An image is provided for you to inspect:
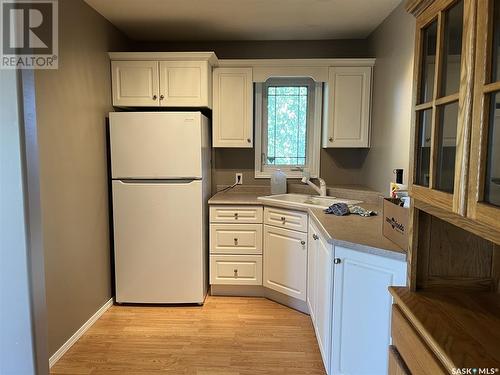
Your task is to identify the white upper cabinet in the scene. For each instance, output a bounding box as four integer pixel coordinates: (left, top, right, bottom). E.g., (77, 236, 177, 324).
(111, 60, 159, 107)
(212, 67, 253, 148)
(323, 66, 372, 148)
(159, 61, 210, 107)
(330, 246, 406, 375)
(110, 52, 217, 108)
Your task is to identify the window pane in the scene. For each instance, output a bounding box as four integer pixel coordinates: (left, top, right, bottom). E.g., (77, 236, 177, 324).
(419, 20, 437, 104)
(491, 0, 500, 82)
(485, 92, 500, 207)
(440, 0, 463, 97)
(266, 85, 308, 166)
(435, 102, 458, 193)
(416, 109, 433, 187)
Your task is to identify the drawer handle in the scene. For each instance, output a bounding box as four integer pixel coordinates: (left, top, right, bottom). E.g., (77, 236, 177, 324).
(280, 216, 286, 222)
(312, 234, 319, 240)
(234, 269, 238, 277)
(234, 213, 239, 219)
(234, 238, 238, 245)
(300, 240, 306, 245)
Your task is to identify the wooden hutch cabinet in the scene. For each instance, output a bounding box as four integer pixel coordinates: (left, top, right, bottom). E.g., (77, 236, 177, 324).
(389, 1, 500, 374)
(468, 0, 500, 232)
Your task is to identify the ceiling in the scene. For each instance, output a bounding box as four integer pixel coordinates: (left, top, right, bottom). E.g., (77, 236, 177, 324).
(84, 0, 402, 41)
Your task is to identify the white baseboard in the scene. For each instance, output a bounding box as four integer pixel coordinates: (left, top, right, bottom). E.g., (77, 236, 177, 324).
(49, 297, 114, 368)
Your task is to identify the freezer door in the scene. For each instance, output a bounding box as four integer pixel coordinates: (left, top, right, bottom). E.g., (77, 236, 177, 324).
(110, 112, 203, 179)
(112, 180, 206, 303)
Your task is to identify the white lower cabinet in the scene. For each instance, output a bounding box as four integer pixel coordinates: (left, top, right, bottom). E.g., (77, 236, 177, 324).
(330, 246, 407, 375)
(210, 254, 262, 285)
(263, 224, 307, 301)
(308, 221, 334, 370)
(209, 205, 263, 286)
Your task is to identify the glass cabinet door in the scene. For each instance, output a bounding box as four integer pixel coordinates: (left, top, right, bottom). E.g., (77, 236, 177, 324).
(468, 0, 500, 231)
(411, 0, 473, 215)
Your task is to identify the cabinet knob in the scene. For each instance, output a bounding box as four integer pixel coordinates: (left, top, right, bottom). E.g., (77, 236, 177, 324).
(329, 137, 333, 142)
(159, 94, 165, 100)
(234, 213, 238, 219)
(280, 216, 286, 222)
(247, 138, 251, 143)
(152, 95, 157, 100)
(312, 234, 319, 240)
(300, 240, 306, 245)
(234, 269, 238, 276)
(234, 238, 238, 245)
(334, 258, 341, 264)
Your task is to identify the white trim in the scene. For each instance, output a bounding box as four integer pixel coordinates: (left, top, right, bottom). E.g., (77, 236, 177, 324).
(253, 66, 328, 82)
(254, 80, 322, 179)
(49, 298, 114, 368)
(218, 58, 376, 67)
(108, 52, 218, 65)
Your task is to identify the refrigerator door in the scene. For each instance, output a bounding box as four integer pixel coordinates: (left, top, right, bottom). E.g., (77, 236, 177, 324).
(112, 179, 206, 303)
(110, 112, 203, 179)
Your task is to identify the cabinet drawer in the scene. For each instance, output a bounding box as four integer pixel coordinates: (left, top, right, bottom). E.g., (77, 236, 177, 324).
(210, 255, 262, 285)
(264, 206, 308, 232)
(210, 205, 263, 223)
(391, 305, 446, 375)
(210, 224, 262, 254)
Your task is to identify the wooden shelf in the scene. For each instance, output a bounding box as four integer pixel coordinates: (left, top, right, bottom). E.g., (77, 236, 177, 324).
(389, 287, 500, 372)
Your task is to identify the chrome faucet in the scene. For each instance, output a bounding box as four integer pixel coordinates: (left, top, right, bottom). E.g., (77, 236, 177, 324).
(301, 175, 327, 196)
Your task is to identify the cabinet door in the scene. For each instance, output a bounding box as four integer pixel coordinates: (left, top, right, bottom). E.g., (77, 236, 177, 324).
(263, 224, 307, 301)
(323, 66, 372, 148)
(315, 232, 333, 371)
(410, 0, 474, 215)
(212, 68, 253, 148)
(307, 222, 318, 322)
(111, 60, 159, 106)
(330, 246, 406, 375)
(159, 61, 210, 107)
(468, 0, 500, 232)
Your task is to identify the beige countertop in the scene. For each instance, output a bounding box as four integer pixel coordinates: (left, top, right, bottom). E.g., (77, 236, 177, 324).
(307, 206, 405, 260)
(208, 189, 406, 260)
(208, 190, 266, 205)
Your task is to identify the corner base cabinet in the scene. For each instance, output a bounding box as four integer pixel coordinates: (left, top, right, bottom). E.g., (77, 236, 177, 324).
(330, 246, 407, 375)
(308, 221, 407, 375)
(263, 224, 307, 301)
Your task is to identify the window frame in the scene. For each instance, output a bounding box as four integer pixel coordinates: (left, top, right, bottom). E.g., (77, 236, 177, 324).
(254, 78, 322, 179)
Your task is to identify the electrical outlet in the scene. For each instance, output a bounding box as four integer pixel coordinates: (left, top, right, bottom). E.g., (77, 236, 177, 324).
(235, 173, 243, 185)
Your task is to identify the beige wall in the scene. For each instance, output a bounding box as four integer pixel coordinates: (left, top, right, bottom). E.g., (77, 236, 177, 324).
(134, 39, 371, 59)
(363, 3, 415, 193)
(34, 0, 130, 356)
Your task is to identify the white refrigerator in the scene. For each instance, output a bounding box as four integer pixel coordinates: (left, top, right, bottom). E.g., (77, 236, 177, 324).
(109, 112, 210, 304)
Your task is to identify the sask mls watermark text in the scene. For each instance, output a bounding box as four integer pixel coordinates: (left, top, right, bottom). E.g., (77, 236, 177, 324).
(1, 0, 58, 69)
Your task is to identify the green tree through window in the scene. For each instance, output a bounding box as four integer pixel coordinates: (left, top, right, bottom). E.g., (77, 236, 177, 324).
(266, 85, 309, 166)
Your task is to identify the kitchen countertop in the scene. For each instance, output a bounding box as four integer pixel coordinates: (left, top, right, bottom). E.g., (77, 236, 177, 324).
(307, 206, 405, 261)
(208, 190, 265, 205)
(209, 190, 406, 261)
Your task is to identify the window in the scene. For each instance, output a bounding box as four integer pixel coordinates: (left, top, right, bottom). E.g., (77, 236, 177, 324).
(255, 78, 322, 178)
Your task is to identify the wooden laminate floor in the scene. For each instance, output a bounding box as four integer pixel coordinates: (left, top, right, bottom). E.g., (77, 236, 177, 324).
(51, 296, 326, 375)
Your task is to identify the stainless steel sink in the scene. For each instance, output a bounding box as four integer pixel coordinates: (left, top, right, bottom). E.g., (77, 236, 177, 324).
(257, 193, 362, 210)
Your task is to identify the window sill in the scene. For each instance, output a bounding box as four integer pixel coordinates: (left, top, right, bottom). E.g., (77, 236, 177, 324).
(254, 170, 317, 179)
